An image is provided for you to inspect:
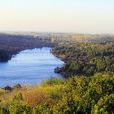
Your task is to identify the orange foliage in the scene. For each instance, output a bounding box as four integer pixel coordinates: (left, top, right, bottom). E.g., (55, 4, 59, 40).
(23, 88, 48, 108)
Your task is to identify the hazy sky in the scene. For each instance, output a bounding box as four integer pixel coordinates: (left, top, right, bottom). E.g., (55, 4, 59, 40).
(0, 0, 114, 33)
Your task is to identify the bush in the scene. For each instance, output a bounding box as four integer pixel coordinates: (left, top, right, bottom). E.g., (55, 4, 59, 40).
(0, 73, 113, 113)
(42, 78, 65, 85)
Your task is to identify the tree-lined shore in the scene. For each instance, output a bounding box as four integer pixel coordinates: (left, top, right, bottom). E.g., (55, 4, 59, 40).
(52, 41, 114, 77)
(0, 33, 114, 113)
(0, 33, 56, 62)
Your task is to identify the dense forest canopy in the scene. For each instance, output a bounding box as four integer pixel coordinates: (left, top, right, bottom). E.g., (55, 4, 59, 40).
(0, 33, 114, 113)
(52, 41, 114, 77)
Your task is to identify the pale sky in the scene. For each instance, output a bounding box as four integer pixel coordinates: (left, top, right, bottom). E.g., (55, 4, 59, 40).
(0, 0, 114, 34)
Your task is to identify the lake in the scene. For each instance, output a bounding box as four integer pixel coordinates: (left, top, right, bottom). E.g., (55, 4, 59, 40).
(0, 47, 64, 87)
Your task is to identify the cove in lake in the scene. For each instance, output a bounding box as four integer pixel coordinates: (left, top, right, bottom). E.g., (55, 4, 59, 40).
(0, 47, 64, 87)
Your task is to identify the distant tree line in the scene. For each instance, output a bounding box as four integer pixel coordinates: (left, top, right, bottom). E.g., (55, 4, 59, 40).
(0, 33, 56, 61)
(33, 33, 114, 42)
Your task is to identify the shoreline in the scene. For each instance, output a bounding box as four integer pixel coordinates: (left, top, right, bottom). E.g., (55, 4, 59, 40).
(51, 50, 70, 78)
(0, 46, 55, 62)
(0, 47, 64, 88)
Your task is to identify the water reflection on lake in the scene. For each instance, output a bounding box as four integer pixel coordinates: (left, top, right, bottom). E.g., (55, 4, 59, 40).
(0, 47, 64, 87)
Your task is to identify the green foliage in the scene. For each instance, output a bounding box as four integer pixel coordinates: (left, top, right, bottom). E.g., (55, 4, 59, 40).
(0, 89, 5, 96)
(54, 73, 114, 113)
(8, 104, 31, 114)
(8, 93, 31, 114)
(0, 73, 114, 113)
(0, 108, 9, 114)
(32, 103, 53, 114)
(42, 77, 65, 85)
(91, 94, 114, 114)
(53, 41, 114, 77)
(13, 84, 21, 89)
(13, 93, 23, 101)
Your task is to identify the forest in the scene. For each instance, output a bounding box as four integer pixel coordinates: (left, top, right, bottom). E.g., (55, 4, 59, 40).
(52, 41, 114, 77)
(0, 33, 114, 62)
(0, 73, 113, 113)
(0, 33, 114, 113)
(0, 33, 56, 62)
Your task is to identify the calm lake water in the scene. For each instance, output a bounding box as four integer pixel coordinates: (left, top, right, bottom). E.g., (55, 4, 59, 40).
(0, 47, 64, 87)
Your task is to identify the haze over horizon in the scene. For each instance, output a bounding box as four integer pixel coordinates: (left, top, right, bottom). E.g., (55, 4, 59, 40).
(0, 0, 114, 34)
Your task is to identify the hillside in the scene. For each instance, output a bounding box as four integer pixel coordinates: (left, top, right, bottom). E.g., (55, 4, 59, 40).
(0, 34, 114, 113)
(0, 73, 113, 113)
(52, 41, 114, 77)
